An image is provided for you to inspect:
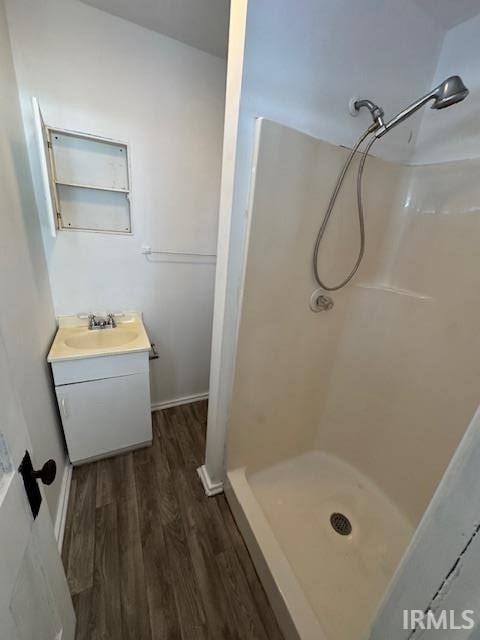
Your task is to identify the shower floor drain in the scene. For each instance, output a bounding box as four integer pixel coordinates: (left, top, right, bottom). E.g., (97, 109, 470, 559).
(330, 512, 352, 536)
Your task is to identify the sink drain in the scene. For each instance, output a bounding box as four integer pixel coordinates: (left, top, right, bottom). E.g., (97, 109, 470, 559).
(330, 512, 352, 536)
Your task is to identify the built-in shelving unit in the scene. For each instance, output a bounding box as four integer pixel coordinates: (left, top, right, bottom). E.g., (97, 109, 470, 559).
(32, 98, 132, 235)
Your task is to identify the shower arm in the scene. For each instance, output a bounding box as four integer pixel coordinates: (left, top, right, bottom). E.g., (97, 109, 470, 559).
(354, 99, 385, 130)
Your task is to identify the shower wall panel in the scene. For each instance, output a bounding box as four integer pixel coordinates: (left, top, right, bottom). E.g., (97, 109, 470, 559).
(227, 119, 401, 473)
(315, 159, 480, 525)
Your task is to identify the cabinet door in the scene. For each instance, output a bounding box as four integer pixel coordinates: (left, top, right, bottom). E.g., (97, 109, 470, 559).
(32, 97, 58, 237)
(56, 373, 152, 464)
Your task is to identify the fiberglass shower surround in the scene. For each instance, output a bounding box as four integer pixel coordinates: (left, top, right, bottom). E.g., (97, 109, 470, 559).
(312, 75, 469, 293)
(227, 114, 480, 639)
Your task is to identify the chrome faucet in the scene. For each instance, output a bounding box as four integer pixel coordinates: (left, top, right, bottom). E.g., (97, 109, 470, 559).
(88, 314, 117, 330)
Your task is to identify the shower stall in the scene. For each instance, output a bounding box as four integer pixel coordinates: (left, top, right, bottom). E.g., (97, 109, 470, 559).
(224, 116, 480, 639)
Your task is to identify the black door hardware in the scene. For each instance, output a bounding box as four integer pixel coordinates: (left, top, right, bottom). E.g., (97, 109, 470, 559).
(32, 458, 57, 485)
(19, 451, 57, 519)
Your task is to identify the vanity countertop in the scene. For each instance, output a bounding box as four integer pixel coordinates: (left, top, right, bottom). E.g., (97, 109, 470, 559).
(48, 312, 151, 362)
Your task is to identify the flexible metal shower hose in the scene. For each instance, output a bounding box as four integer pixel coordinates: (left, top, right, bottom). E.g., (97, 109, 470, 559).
(313, 126, 377, 291)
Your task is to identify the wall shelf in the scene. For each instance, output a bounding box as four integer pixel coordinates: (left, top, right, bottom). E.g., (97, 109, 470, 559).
(54, 180, 130, 195)
(32, 98, 132, 235)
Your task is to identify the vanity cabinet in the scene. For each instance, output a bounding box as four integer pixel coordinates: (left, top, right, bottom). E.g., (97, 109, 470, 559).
(52, 351, 152, 465)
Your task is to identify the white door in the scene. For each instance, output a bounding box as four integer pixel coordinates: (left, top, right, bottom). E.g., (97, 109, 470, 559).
(0, 330, 75, 640)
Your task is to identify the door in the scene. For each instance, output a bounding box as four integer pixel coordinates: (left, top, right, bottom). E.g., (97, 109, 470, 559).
(0, 330, 75, 640)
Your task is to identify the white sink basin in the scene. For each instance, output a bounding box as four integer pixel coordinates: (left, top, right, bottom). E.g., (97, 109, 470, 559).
(65, 328, 139, 350)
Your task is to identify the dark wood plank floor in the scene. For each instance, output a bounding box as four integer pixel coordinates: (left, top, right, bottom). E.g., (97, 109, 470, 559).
(62, 401, 284, 640)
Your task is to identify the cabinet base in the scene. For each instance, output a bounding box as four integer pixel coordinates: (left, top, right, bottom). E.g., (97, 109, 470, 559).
(70, 439, 152, 466)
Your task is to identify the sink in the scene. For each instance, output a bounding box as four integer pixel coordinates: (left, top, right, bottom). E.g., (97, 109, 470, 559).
(47, 312, 152, 362)
(65, 328, 139, 350)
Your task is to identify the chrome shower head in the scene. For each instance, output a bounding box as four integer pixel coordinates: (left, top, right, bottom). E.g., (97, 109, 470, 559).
(375, 75, 469, 137)
(430, 75, 469, 109)
(353, 75, 469, 139)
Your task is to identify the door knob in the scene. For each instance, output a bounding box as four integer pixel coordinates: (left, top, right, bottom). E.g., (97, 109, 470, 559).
(19, 451, 57, 519)
(32, 459, 57, 486)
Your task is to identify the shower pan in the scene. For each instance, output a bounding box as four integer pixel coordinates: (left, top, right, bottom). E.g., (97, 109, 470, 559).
(225, 80, 479, 640)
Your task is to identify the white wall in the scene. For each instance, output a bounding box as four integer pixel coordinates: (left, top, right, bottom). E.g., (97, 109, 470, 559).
(202, 0, 249, 492)
(241, 0, 444, 165)
(0, 0, 66, 518)
(233, 0, 445, 257)
(413, 13, 480, 164)
(203, 0, 445, 488)
(6, 0, 226, 406)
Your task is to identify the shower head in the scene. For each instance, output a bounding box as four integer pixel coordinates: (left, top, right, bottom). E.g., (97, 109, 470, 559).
(430, 75, 469, 109)
(375, 75, 469, 138)
(353, 75, 469, 139)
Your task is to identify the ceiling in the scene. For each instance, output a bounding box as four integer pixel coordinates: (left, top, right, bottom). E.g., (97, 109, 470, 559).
(79, 0, 230, 58)
(413, 0, 480, 29)
(79, 0, 480, 59)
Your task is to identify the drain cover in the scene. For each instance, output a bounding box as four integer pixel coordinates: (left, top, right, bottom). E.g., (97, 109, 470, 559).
(330, 512, 352, 536)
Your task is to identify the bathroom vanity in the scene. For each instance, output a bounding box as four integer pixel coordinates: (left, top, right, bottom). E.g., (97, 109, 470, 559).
(48, 313, 152, 465)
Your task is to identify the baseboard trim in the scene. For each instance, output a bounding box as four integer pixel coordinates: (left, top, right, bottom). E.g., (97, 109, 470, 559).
(197, 464, 224, 497)
(151, 392, 209, 412)
(54, 459, 72, 552)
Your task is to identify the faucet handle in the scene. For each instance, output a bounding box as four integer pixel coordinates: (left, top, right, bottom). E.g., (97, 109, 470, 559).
(106, 313, 116, 328)
(88, 314, 96, 329)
